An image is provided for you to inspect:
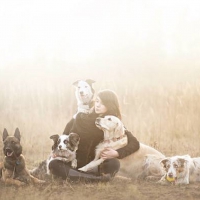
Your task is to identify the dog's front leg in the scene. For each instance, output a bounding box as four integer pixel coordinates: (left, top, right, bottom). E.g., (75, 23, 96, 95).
(29, 174, 45, 184)
(157, 175, 171, 185)
(2, 168, 26, 186)
(4, 177, 26, 186)
(71, 159, 77, 168)
(78, 158, 104, 172)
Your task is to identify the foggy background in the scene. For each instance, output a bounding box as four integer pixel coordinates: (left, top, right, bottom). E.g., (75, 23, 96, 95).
(1, 0, 200, 81)
(0, 0, 200, 159)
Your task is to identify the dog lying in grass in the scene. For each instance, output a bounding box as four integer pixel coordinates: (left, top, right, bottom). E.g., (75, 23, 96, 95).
(0, 128, 45, 186)
(158, 155, 200, 185)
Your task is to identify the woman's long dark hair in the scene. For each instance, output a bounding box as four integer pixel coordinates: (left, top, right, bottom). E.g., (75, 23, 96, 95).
(97, 89, 122, 120)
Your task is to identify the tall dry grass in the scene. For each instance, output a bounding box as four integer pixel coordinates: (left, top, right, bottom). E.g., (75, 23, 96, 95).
(0, 74, 200, 167)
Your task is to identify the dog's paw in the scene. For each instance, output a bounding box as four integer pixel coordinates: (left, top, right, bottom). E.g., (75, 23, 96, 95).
(157, 179, 170, 185)
(38, 180, 46, 184)
(71, 160, 77, 169)
(78, 167, 87, 172)
(146, 176, 161, 182)
(15, 181, 26, 187)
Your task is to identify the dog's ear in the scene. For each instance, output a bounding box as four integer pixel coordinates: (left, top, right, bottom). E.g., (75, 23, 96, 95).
(177, 158, 188, 167)
(69, 133, 80, 146)
(85, 79, 95, 86)
(114, 120, 125, 138)
(50, 134, 59, 143)
(86, 79, 95, 93)
(50, 134, 59, 150)
(160, 158, 169, 168)
(3, 128, 9, 141)
(14, 128, 21, 142)
(72, 80, 80, 87)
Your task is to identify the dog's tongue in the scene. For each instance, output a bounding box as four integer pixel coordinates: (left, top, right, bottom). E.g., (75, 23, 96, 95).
(7, 151, 14, 157)
(80, 94, 86, 98)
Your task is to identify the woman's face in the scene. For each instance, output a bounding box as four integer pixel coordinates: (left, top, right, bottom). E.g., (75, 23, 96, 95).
(95, 96, 108, 114)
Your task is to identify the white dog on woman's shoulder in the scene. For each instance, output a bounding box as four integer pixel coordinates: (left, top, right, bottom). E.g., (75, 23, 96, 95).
(158, 155, 200, 185)
(73, 79, 95, 118)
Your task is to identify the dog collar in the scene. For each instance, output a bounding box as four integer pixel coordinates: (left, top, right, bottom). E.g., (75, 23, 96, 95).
(16, 160, 20, 165)
(103, 135, 126, 143)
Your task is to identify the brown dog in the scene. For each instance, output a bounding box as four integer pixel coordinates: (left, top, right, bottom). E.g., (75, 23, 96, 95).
(1, 128, 45, 186)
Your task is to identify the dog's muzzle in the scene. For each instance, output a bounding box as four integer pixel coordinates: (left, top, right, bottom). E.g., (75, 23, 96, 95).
(95, 118, 101, 128)
(5, 148, 14, 157)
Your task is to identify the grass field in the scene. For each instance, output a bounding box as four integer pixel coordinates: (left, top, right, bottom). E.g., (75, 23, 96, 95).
(0, 71, 200, 199)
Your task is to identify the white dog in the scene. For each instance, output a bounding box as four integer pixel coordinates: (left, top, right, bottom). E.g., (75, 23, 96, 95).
(119, 145, 165, 180)
(78, 115, 128, 172)
(46, 133, 80, 175)
(73, 79, 95, 118)
(79, 115, 165, 180)
(158, 155, 200, 185)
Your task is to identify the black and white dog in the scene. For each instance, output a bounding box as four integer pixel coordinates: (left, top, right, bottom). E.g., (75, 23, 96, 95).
(73, 79, 95, 118)
(30, 133, 80, 179)
(46, 133, 80, 175)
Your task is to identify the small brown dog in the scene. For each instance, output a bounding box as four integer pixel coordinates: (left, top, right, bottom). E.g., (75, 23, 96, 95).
(1, 128, 45, 186)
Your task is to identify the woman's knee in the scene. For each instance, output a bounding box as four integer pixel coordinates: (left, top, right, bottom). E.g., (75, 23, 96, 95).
(48, 160, 70, 179)
(100, 158, 120, 177)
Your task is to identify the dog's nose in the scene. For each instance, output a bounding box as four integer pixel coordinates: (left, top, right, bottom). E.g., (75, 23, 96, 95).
(96, 118, 100, 123)
(59, 145, 62, 150)
(168, 173, 173, 178)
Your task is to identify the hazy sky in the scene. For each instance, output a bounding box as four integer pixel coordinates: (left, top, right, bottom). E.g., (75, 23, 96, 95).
(0, 0, 200, 83)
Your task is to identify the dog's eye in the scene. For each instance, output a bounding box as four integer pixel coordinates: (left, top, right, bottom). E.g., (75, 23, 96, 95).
(64, 140, 68, 144)
(166, 164, 170, 168)
(108, 118, 112, 121)
(174, 164, 178, 168)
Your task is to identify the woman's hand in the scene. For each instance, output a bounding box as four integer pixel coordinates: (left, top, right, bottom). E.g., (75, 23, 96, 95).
(100, 147, 119, 160)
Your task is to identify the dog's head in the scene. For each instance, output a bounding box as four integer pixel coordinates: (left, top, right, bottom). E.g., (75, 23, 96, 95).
(160, 155, 191, 182)
(73, 79, 95, 105)
(50, 133, 80, 152)
(2, 128, 22, 158)
(95, 115, 125, 140)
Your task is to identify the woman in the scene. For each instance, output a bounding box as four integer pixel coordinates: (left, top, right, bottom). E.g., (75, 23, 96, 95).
(49, 89, 140, 182)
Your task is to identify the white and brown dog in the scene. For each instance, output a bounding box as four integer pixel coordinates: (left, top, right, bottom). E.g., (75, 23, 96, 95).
(46, 133, 80, 175)
(79, 115, 165, 180)
(73, 79, 95, 118)
(78, 115, 128, 172)
(158, 155, 200, 185)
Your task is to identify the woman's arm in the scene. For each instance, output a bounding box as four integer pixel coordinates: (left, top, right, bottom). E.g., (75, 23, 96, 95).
(116, 130, 140, 159)
(100, 130, 140, 160)
(63, 118, 75, 135)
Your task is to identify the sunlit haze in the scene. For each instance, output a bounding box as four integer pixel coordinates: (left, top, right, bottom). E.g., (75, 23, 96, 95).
(0, 0, 200, 84)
